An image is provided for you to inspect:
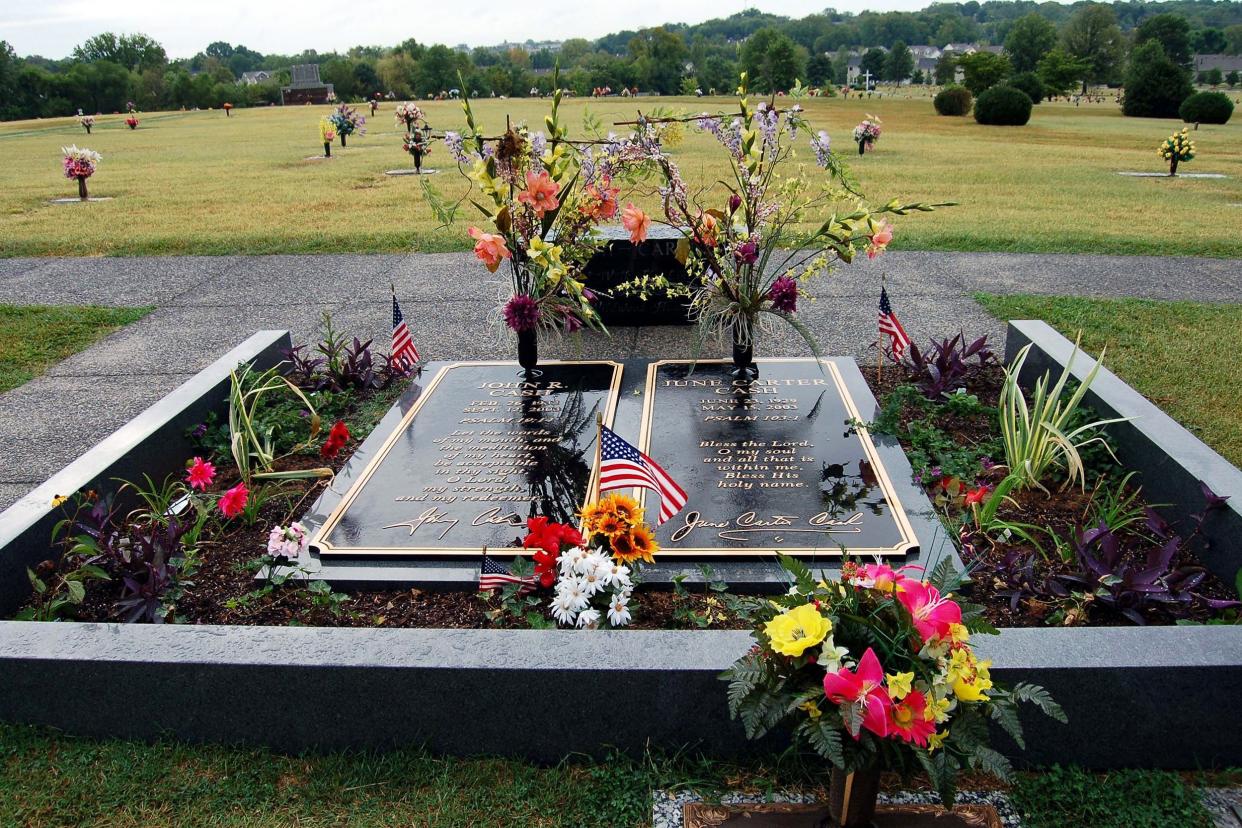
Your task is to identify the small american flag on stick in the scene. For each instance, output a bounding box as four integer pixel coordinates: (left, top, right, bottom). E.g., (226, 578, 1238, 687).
(391, 291, 420, 369)
(878, 285, 911, 360)
(599, 424, 687, 525)
(478, 552, 537, 594)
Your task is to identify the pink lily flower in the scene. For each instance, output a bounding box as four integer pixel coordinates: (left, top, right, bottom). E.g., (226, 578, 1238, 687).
(823, 647, 891, 739)
(897, 580, 963, 643)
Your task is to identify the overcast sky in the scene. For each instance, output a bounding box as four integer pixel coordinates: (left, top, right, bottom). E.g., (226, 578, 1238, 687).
(3, 0, 934, 59)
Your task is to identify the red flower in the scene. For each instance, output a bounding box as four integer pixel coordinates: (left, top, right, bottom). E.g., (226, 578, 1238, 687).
(185, 456, 216, 491)
(218, 482, 249, 519)
(964, 485, 990, 506)
(320, 420, 351, 459)
(522, 517, 584, 588)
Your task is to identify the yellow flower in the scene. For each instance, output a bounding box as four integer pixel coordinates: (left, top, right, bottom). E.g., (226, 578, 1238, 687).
(764, 603, 832, 657)
(600, 493, 643, 525)
(799, 700, 823, 719)
(928, 730, 949, 752)
(949, 623, 970, 644)
(947, 649, 993, 702)
(51, 494, 69, 507)
(886, 671, 914, 700)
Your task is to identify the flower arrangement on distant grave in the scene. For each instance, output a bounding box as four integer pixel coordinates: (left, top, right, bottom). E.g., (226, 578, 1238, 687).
(318, 119, 336, 157)
(625, 74, 945, 378)
(125, 114, 139, 130)
(723, 557, 1065, 826)
(853, 114, 882, 155)
(394, 102, 424, 133)
(223, 102, 233, 117)
(401, 130, 434, 172)
(326, 103, 365, 146)
(79, 115, 94, 135)
(62, 145, 101, 201)
(125, 100, 136, 113)
(438, 66, 637, 370)
(1158, 126, 1195, 176)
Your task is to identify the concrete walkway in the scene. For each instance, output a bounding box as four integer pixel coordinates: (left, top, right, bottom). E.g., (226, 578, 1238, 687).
(0, 250, 1238, 510)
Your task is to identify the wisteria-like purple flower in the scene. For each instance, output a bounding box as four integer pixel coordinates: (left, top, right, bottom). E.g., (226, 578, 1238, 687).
(734, 239, 759, 266)
(811, 130, 832, 168)
(768, 276, 798, 313)
(503, 294, 541, 333)
(529, 131, 547, 162)
(443, 131, 470, 164)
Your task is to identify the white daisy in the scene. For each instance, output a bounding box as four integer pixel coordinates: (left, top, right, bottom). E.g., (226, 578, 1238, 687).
(578, 549, 610, 576)
(606, 593, 632, 627)
(559, 578, 591, 612)
(576, 608, 601, 629)
(560, 546, 588, 575)
(579, 567, 606, 597)
(550, 592, 578, 626)
(599, 561, 631, 589)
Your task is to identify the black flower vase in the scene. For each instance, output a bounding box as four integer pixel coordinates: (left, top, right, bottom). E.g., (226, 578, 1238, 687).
(413, 149, 422, 172)
(324, 142, 331, 158)
(517, 329, 538, 372)
(77, 176, 88, 201)
(858, 140, 866, 156)
(84, 124, 91, 135)
(828, 768, 881, 828)
(340, 133, 347, 147)
(731, 330, 758, 380)
(1169, 156, 1178, 176)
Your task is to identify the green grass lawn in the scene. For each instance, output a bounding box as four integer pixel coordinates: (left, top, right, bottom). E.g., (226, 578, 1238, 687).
(1, 94, 1239, 258)
(0, 304, 152, 393)
(975, 294, 1242, 467)
(0, 723, 1225, 827)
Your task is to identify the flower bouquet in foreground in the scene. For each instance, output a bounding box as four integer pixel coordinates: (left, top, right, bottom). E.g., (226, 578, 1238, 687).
(853, 114, 882, 155)
(1158, 127, 1194, 176)
(724, 556, 1064, 826)
(62, 145, 101, 200)
(627, 74, 946, 377)
(442, 68, 634, 369)
(327, 104, 365, 147)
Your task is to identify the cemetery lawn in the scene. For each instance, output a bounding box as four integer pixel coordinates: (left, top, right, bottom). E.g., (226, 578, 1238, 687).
(0, 304, 152, 393)
(0, 723, 1228, 828)
(975, 294, 1242, 467)
(1, 97, 1240, 258)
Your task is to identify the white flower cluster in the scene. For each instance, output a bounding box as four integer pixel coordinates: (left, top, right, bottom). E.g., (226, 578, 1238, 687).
(266, 521, 309, 560)
(549, 546, 633, 628)
(62, 145, 102, 165)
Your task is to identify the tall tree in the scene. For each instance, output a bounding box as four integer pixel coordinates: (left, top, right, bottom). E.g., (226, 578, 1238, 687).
(1134, 13, 1192, 68)
(1061, 4, 1125, 91)
(73, 32, 166, 72)
(1192, 28, 1227, 55)
(1122, 39, 1192, 118)
(1004, 13, 1057, 74)
(933, 53, 957, 85)
(1036, 48, 1088, 97)
(860, 47, 886, 84)
(884, 41, 915, 82)
(740, 28, 805, 93)
(958, 51, 1011, 95)
(628, 27, 688, 94)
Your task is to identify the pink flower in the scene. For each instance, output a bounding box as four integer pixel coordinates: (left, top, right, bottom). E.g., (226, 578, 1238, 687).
(517, 170, 560, 217)
(896, 581, 963, 643)
(852, 563, 917, 592)
(888, 690, 936, 746)
(621, 203, 650, 243)
(581, 176, 620, 221)
(468, 227, 511, 273)
(767, 275, 797, 312)
(185, 456, 216, 491)
(218, 482, 249, 519)
(823, 648, 891, 739)
(867, 221, 893, 259)
(503, 294, 541, 333)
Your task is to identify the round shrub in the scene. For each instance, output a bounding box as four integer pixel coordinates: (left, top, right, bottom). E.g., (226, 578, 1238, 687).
(1179, 91, 1234, 124)
(1008, 72, 1046, 104)
(934, 85, 973, 116)
(973, 85, 1033, 125)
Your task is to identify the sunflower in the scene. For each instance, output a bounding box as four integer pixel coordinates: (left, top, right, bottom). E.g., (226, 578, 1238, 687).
(610, 530, 641, 564)
(579, 501, 603, 534)
(601, 493, 644, 526)
(628, 524, 659, 564)
(596, 512, 625, 538)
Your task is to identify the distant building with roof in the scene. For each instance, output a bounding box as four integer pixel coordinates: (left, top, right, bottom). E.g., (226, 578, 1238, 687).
(1193, 54, 1242, 74)
(240, 70, 272, 85)
(280, 64, 334, 105)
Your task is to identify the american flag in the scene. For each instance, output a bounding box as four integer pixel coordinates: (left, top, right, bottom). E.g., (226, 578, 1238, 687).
(478, 553, 537, 594)
(598, 425, 687, 525)
(878, 286, 911, 359)
(391, 294, 420, 369)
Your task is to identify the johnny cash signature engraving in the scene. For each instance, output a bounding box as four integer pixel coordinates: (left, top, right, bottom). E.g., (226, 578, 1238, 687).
(383, 506, 525, 540)
(669, 510, 864, 543)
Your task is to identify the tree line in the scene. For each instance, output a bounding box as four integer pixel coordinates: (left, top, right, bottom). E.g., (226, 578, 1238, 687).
(2, 0, 1240, 121)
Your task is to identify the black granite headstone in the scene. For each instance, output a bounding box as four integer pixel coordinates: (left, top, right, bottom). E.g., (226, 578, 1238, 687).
(636, 360, 918, 557)
(312, 361, 622, 556)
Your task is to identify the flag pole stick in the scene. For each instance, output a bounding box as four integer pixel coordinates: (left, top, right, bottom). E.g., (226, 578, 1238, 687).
(593, 412, 603, 503)
(877, 274, 885, 383)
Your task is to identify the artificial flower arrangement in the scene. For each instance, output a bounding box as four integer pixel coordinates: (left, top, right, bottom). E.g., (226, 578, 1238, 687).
(319, 119, 336, 157)
(62, 145, 101, 200)
(394, 102, 425, 133)
(624, 74, 944, 377)
(853, 114, 882, 155)
(1158, 126, 1195, 176)
(544, 493, 659, 627)
(125, 114, 139, 130)
(79, 115, 94, 134)
(327, 103, 365, 147)
(724, 556, 1064, 826)
(223, 102, 234, 117)
(443, 67, 632, 369)
(402, 131, 433, 172)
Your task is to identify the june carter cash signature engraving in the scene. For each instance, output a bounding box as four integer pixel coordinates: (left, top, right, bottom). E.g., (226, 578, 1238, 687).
(383, 506, 526, 540)
(669, 510, 864, 542)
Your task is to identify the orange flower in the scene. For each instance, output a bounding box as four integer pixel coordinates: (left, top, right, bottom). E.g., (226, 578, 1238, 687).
(468, 226, 511, 272)
(601, 492, 643, 525)
(621, 202, 650, 243)
(597, 513, 625, 538)
(580, 176, 620, 221)
(517, 170, 560, 217)
(867, 221, 893, 259)
(613, 524, 658, 565)
(694, 211, 719, 247)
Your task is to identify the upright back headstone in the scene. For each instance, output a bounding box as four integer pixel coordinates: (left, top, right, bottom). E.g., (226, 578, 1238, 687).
(282, 64, 334, 105)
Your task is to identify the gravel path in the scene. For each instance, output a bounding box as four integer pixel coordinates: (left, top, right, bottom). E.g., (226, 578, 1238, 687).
(0, 250, 1238, 510)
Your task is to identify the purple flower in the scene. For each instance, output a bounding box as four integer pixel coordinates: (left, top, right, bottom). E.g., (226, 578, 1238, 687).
(811, 131, 832, 168)
(191, 422, 208, 438)
(728, 193, 742, 214)
(582, 288, 597, 303)
(503, 294, 541, 333)
(767, 276, 798, 313)
(734, 239, 759, 266)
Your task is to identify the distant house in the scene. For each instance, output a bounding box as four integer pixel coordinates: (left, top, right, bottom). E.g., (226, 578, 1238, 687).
(1193, 54, 1242, 74)
(909, 45, 942, 61)
(280, 64, 334, 105)
(240, 71, 271, 86)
